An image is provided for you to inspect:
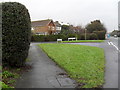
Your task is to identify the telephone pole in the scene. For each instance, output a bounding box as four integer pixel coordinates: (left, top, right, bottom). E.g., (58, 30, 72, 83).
(85, 29, 87, 40)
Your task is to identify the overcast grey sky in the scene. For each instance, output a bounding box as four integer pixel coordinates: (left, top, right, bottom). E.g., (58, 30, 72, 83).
(1, 0, 119, 32)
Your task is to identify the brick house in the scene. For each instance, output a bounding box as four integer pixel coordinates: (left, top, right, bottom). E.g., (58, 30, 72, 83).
(32, 19, 56, 35)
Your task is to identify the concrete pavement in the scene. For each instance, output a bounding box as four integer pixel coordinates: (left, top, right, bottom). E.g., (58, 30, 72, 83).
(15, 43, 77, 88)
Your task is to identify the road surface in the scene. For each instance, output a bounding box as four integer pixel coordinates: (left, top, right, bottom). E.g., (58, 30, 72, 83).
(101, 37, 118, 88)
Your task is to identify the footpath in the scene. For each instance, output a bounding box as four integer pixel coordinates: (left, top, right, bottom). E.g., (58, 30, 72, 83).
(15, 43, 77, 88)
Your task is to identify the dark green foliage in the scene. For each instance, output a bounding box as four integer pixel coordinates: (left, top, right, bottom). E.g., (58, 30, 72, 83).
(31, 35, 64, 42)
(93, 31, 106, 40)
(89, 33, 98, 40)
(44, 35, 57, 41)
(86, 20, 106, 33)
(85, 20, 106, 40)
(118, 31, 120, 37)
(110, 30, 120, 37)
(78, 33, 98, 40)
(67, 34, 77, 38)
(2, 2, 31, 67)
(110, 30, 118, 36)
(60, 25, 70, 35)
(31, 35, 45, 42)
(77, 34, 81, 40)
(80, 34, 85, 40)
(31, 33, 101, 42)
(0, 81, 14, 88)
(80, 34, 90, 40)
(31, 34, 77, 42)
(86, 34, 90, 40)
(2, 71, 15, 78)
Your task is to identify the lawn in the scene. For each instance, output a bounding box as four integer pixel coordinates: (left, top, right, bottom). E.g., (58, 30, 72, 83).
(38, 43, 105, 88)
(63, 40, 104, 43)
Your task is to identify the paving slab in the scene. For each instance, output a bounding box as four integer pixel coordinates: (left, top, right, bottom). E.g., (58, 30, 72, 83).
(57, 77, 75, 87)
(47, 76, 60, 88)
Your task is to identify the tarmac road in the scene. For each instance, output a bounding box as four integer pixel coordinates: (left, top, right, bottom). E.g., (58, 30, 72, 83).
(100, 39, 118, 88)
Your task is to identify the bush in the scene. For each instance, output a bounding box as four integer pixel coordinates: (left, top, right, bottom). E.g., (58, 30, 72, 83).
(31, 35, 45, 42)
(117, 31, 120, 37)
(93, 31, 106, 40)
(31, 34, 74, 42)
(2, 2, 31, 67)
(110, 30, 120, 37)
(57, 34, 67, 41)
(0, 81, 14, 88)
(31, 33, 103, 41)
(77, 34, 81, 40)
(44, 35, 57, 42)
(2, 71, 15, 78)
(67, 34, 76, 38)
(89, 33, 98, 40)
(80, 34, 90, 40)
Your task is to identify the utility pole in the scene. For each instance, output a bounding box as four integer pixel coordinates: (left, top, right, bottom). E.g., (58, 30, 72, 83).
(85, 29, 87, 40)
(118, 1, 120, 30)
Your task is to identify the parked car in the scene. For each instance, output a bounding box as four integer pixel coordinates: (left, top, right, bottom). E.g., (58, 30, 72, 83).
(114, 35, 117, 38)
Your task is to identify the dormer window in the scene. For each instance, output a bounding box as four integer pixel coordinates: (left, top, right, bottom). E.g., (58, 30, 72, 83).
(31, 27, 34, 30)
(52, 27, 54, 30)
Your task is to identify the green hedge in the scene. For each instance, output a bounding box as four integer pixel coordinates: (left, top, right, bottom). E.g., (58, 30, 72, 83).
(2, 2, 31, 67)
(80, 34, 90, 40)
(31, 34, 77, 42)
(93, 31, 106, 40)
(89, 33, 98, 40)
(31, 33, 101, 42)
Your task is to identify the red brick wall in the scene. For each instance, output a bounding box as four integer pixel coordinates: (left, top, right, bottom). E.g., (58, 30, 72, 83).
(33, 21, 56, 35)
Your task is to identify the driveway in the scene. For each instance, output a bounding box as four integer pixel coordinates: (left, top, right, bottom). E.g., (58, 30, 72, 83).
(15, 43, 77, 88)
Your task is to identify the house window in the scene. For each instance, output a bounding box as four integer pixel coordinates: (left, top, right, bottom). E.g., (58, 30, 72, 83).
(59, 27, 61, 30)
(52, 27, 54, 30)
(36, 32, 45, 35)
(31, 27, 34, 30)
(45, 32, 48, 35)
(56, 27, 61, 30)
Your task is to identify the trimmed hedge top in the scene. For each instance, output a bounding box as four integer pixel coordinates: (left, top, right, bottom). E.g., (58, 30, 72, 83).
(2, 2, 31, 67)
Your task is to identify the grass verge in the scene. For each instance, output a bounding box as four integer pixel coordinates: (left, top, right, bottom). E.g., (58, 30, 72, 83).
(2, 68, 19, 88)
(38, 43, 105, 88)
(63, 40, 104, 43)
